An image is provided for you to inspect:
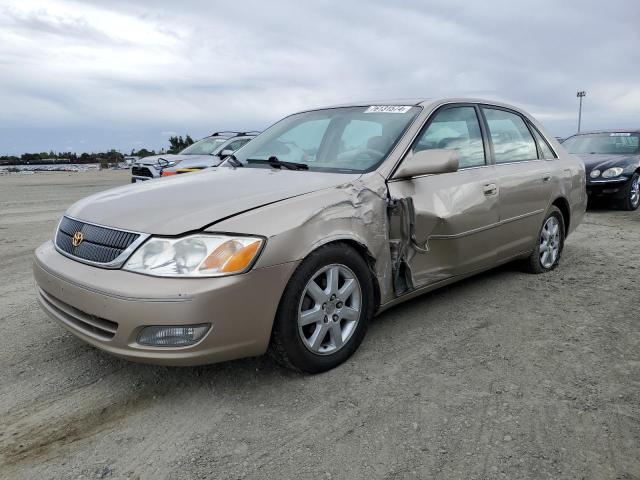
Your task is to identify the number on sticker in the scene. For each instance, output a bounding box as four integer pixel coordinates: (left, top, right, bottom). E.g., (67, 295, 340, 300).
(364, 105, 412, 114)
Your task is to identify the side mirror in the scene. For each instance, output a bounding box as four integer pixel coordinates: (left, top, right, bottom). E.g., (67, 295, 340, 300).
(392, 149, 459, 180)
(218, 149, 234, 158)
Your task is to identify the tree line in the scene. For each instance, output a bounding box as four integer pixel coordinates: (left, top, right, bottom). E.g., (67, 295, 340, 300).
(0, 134, 195, 165)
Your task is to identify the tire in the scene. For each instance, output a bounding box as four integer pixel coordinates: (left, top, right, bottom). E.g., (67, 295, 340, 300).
(619, 172, 640, 211)
(269, 243, 375, 373)
(523, 206, 565, 274)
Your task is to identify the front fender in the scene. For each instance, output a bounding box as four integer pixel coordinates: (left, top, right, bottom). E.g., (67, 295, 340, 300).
(209, 173, 394, 303)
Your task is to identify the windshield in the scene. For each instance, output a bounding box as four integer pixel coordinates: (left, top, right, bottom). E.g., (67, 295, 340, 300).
(180, 137, 227, 155)
(231, 106, 421, 172)
(562, 133, 640, 155)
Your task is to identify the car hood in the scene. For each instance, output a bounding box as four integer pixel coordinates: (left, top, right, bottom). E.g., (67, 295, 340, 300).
(577, 153, 639, 172)
(66, 167, 362, 235)
(165, 156, 223, 171)
(137, 154, 211, 166)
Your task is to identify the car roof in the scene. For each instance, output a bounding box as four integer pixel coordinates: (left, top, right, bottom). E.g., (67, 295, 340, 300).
(309, 97, 534, 115)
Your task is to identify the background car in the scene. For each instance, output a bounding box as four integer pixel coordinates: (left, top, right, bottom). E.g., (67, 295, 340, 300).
(563, 129, 640, 210)
(160, 134, 255, 177)
(131, 131, 259, 182)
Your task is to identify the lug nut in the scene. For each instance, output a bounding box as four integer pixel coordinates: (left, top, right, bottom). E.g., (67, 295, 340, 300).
(324, 316, 328, 323)
(336, 302, 343, 308)
(330, 294, 336, 301)
(332, 314, 339, 321)
(322, 303, 327, 310)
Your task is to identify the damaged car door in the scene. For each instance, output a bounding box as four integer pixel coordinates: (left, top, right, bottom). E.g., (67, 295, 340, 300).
(387, 104, 500, 291)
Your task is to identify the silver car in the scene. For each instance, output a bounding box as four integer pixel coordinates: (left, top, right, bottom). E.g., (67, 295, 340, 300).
(131, 132, 257, 182)
(34, 98, 586, 373)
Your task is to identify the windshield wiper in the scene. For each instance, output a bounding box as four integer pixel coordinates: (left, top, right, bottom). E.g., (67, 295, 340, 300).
(247, 156, 309, 170)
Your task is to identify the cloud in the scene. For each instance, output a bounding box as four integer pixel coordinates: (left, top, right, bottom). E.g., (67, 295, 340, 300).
(0, 0, 638, 154)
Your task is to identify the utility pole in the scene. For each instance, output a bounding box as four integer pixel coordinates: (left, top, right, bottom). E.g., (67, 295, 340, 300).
(576, 91, 586, 133)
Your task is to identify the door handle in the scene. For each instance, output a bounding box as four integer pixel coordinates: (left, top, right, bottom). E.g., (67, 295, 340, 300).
(542, 174, 551, 183)
(483, 184, 498, 196)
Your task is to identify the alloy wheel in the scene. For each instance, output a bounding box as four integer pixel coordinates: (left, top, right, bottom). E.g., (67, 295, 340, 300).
(297, 264, 362, 355)
(540, 216, 560, 269)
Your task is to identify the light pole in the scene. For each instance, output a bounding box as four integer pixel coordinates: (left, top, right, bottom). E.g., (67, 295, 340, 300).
(576, 91, 586, 133)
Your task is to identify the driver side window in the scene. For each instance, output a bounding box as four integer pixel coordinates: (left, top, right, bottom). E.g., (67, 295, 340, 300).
(414, 106, 486, 168)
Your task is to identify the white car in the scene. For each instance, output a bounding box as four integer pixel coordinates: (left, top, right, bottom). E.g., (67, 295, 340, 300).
(131, 132, 258, 183)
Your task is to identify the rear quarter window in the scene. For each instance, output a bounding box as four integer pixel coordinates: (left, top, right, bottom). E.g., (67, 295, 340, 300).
(529, 124, 557, 159)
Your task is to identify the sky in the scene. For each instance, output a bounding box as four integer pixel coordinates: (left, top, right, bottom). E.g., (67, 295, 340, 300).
(0, 0, 638, 155)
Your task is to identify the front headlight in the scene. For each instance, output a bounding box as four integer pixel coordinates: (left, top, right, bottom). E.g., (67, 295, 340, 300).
(602, 167, 624, 178)
(123, 234, 263, 277)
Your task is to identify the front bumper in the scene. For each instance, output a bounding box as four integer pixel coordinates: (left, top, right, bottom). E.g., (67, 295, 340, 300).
(586, 176, 630, 199)
(33, 241, 297, 366)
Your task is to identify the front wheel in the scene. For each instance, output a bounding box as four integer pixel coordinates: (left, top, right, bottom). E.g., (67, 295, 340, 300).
(269, 243, 375, 373)
(620, 173, 640, 211)
(523, 206, 565, 274)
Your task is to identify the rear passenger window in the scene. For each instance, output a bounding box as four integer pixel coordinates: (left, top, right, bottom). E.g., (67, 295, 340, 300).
(529, 125, 556, 159)
(414, 106, 485, 168)
(483, 108, 538, 163)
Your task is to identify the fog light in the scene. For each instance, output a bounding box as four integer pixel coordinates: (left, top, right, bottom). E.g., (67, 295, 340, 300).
(137, 324, 210, 347)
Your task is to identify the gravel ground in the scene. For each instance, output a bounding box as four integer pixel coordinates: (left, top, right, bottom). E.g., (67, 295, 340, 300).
(0, 170, 638, 480)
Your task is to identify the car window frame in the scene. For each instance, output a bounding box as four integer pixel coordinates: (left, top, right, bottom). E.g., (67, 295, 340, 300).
(526, 121, 558, 160)
(391, 103, 491, 179)
(478, 104, 542, 165)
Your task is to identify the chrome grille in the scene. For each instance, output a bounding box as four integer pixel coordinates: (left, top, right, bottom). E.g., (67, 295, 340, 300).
(132, 166, 153, 178)
(55, 216, 141, 265)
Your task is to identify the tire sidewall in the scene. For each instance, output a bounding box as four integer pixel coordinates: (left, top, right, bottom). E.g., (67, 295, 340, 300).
(623, 173, 640, 211)
(272, 244, 375, 373)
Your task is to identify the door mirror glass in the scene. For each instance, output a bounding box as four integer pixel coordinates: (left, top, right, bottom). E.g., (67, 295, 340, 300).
(218, 149, 234, 158)
(393, 149, 459, 179)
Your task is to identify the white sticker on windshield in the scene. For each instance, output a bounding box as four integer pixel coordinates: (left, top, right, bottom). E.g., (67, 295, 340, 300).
(364, 105, 412, 114)
(610, 132, 631, 136)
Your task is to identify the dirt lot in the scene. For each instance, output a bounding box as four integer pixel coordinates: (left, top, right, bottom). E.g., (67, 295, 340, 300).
(0, 170, 638, 480)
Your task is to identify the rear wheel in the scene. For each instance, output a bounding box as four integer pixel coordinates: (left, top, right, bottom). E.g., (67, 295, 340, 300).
(269, 243, 374, 373)
(523, 206, 565, 274)
(620, 172, 640, 211)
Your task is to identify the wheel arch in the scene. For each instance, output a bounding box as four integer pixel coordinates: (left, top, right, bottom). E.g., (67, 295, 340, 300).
(308, 238, 382, 312)
(551, 196, 571, 233)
